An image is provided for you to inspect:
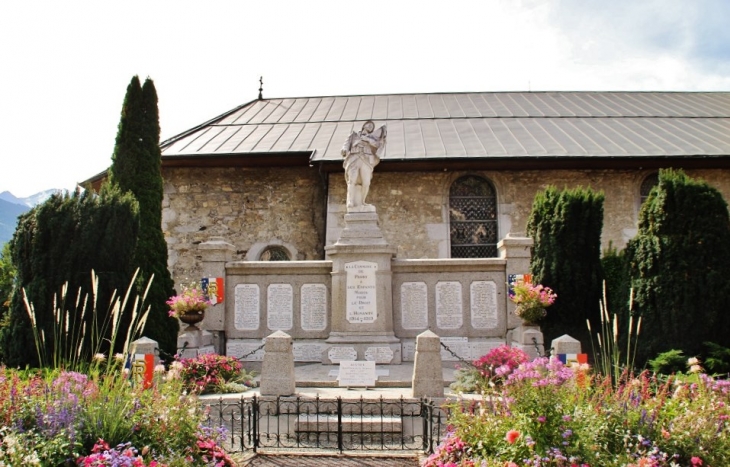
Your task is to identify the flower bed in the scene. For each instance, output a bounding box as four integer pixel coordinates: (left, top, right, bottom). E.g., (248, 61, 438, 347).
(426, 358, 730, 467)
(0, 363, 236, 466)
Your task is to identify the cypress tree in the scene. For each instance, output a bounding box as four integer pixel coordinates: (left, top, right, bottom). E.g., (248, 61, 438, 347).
(626, 169, 730, 363)
(108, 76, 177, 357)
(0, 187, 139, 367)
(526, 186, 605, 352)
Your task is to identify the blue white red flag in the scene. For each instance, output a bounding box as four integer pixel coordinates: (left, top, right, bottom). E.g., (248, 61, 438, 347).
(200, 277, 224, 304)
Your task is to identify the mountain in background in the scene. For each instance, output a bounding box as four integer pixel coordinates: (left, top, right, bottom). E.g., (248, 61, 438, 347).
(0, 189, 62, 246)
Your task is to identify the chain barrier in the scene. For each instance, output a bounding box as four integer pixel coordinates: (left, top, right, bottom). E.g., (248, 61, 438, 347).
(439, 342, 478, 370)
(532, 337, 553, 358)
(235, 343, 265, 362)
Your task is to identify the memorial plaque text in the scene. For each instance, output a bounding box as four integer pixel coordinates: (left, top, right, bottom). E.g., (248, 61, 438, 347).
(267, 284, 293, 331)
(401, 282, 428, 330)
(234, 284, 260, 331)
(436, 281, 463, 329)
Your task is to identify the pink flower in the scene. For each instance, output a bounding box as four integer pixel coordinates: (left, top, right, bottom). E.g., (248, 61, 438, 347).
(505, 429, 520, 444)
(691, 457, 703, 466)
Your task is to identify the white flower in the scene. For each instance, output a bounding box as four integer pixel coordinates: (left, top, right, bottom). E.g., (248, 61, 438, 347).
(93, 353, 106, 362)
(687, 357, 699, 366)
(689, 364, 703, 374)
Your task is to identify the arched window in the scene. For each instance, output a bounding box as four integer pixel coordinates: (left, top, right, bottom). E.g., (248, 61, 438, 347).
(259, 246, 290, 261)
(640, 173, 659, 205)
(449, 175, 498, 258)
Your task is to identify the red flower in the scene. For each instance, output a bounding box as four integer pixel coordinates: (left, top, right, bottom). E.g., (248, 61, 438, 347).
(505, 429, 520, 444)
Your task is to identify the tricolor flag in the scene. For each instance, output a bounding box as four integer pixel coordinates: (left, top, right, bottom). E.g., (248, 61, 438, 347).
(507, 273, 533, 297)
(201, 277, 224, 304)
(557, 353, 588, 365)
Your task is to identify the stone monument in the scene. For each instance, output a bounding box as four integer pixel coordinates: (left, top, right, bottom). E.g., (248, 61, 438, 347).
(324, 122, 401, 364)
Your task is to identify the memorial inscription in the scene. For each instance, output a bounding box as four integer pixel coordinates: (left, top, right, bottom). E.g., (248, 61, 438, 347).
(328, 346, 358, 363)
(400, 281, 428, 330)
(470, 281, 498, 329)
(267, 284, 293, 331)
(435, 281, 463, 329)
(301, 283, 327, 331)
(234, 284, 260, 331)
(345, 261, 377, 324)
(364, 346, 394, 364)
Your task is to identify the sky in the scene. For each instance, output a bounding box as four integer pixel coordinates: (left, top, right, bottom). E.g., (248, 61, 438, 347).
(1, 0, 729, 198)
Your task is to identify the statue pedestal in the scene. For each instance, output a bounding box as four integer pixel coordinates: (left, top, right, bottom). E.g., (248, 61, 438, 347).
(324, 210, 401, 364)
(177, 328, 216, 359)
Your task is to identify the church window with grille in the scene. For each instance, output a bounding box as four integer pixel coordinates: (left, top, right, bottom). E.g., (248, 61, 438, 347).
(449, 175, 498, 258)
(259, 246, 290, 261)
(640, 173, 659, 205)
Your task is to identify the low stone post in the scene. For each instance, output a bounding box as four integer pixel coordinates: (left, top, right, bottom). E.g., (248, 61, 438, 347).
(551, 334, 582, 356)
(260, 331, 296, 396)
(131, 337, 160, 366)
(511, 325, 544, 359)
(411, 330, 444, 398)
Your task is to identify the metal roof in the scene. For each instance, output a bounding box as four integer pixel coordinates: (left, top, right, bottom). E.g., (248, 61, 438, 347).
(160, 92, 730, 162)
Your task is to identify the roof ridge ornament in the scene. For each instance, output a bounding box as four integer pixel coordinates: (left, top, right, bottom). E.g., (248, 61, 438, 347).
(258, 76, 263, 100)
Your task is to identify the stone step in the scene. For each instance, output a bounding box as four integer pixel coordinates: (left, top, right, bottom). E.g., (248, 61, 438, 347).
(296, 414, 402, 433)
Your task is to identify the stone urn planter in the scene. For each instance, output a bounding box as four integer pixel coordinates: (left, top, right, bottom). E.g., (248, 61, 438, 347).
(178, 309, 205, 329)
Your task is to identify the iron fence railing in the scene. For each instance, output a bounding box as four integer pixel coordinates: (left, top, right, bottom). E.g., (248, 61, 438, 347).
(201, 395, 448, 455)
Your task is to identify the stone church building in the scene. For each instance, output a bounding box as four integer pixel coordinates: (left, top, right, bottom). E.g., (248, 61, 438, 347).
(161, 91, 730, 268)
(154, 91, 729, 360)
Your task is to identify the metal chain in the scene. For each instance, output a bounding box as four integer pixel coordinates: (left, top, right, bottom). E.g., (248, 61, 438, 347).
(235, 343, 266, 362)
(532, 337, 553, 358)
(439, 342, 478, 370)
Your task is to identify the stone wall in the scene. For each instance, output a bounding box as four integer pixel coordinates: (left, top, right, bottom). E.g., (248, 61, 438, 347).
(162, 166, 327, 286)
(326, 168, 730, 258)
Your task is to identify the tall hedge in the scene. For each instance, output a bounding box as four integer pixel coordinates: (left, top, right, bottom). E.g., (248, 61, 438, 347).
(108, 76, 177, 357)
(0, 187, 139, 367)
(626, 169, 730, 363)
(526, 186, 605, 352)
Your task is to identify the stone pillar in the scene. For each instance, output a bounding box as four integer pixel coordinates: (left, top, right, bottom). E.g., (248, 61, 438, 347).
(498, 234, 534, 331)
(131, 337, 160, 366)
(511, 324, 544, 359)
(411, 330, 444, 398)
(551, 334, 582, 356)
(260, 330, 296, 396)
(324, 211, 401, 364)
(177, 328, 216, 359)
(198, 237, 236, 354)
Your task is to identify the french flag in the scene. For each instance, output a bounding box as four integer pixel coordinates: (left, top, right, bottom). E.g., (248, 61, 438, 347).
(201, 277, 224, 304)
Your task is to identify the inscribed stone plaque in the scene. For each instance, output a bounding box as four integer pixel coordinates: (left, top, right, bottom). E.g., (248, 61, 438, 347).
(300, 283, 327, 331)
(328, 346, 358, 363)
(471, 341, 501, 360)
(338, 361, 376, 387)
(227, 341, 265, 361)
(401, 341, 416, 362)
(470, 281, 498, 329)
(364, 346, 394, 364)
(267, 284, 293, 331)
(435, 281, 463, 330)
(345, 261, 377, 324)
(293, 343, 327, 362)
(400, 282, 428, 330)
(234, 284, 260, 331)
(440, 337, 470, 362)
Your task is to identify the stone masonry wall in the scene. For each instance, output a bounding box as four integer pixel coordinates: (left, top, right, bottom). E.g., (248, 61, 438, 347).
(162, 166, 326, 287)
(326, 168, 730, 259)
